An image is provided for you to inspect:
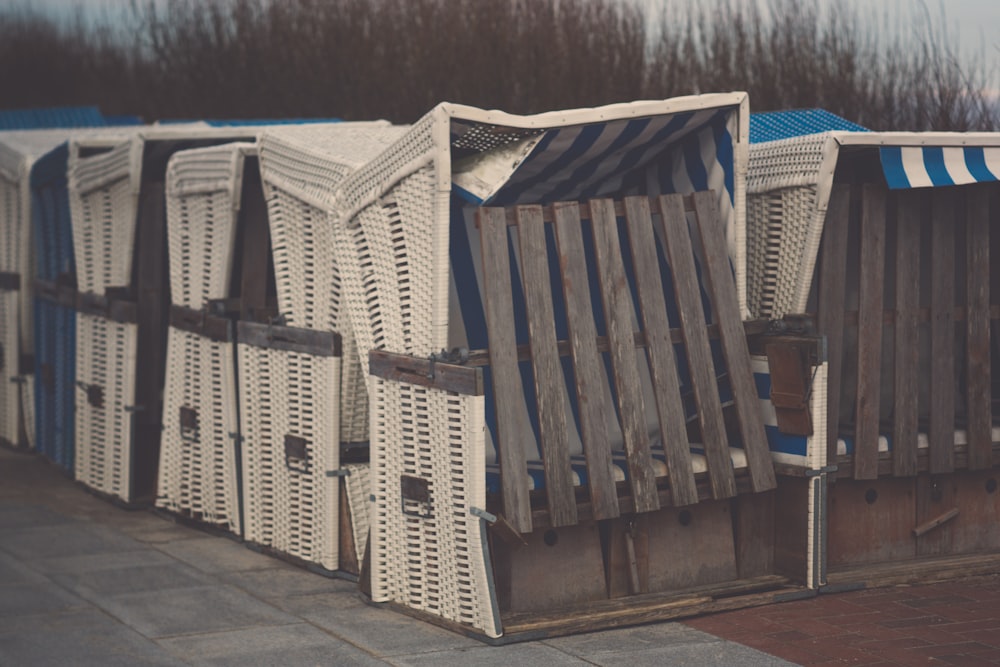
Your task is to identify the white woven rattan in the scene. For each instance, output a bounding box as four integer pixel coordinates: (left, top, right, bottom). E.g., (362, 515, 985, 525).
(68, 138, 142, 297)
(258, 123, 407, 445)
(745, 133, 838, 319)
(369, 376, 500, 638)
(343, 461, 371, 566)
(73, 313, 138, 501)
(165, 143, 256, 308)
(156, 327, 241, 533)
(237, 336, 341, 570)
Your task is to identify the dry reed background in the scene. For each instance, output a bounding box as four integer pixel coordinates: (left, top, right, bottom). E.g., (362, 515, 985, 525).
(0, 0, 997, 129)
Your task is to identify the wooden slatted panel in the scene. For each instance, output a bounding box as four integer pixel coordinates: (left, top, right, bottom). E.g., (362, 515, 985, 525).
(516, 205, 578, 527)
(621, 196, 698, 507)
(854, 184, 886, 481)
(552, 202, 621, 521)
(929, 190, 956, 474)
(818, 185, 851, 465)
(478, 207, 533, 534)
(893, 190, 921, 477)
(691, 191, 775, 493)
(656, 194, 736, 500)
(589, 198, 659, 514)
(964, 186, 992, 471)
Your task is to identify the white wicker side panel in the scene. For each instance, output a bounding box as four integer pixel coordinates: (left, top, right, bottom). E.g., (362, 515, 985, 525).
(370, 377, 500, 638)
(166, 188, 237, 309)
(745, 185, 820, 319)
(0, 290, 19, 447)
(0, 176, 21, 274)
(21, 374, 34, 449)
(238, 341, 341, 570)
(70, 171, 136, 296)
(157, 327, 241, 534)
(73, 313, 138, 501)
(337, 163, 440, 375)
(343, 462, 371, 566)
(266, 188, 367, 445)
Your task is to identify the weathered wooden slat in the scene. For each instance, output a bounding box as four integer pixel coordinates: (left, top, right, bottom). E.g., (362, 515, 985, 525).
(929, 190, 956, 474)
(516, 205, 578, 527)
(818, 185, 851, 466)
(622, 195, 698, 507)
(589, 198, 659, 514)
(656, 194, 736, 500)
(552, 202, 621, 521)
(493, 196, 698, 228)
(692, 191, 775, 493)
(854, 184, 886, 481)
(478, 207, 533, 534)
(893, 190, 921, 477)
(964, 186, 992, 470)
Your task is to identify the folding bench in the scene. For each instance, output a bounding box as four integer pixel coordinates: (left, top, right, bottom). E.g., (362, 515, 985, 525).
(324, 96, 824, 640)
(747, 111, 1000, 588)
(237, 122, 407, 575)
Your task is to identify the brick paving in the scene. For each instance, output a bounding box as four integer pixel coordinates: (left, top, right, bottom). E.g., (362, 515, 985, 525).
(685, 576, 1000, 665)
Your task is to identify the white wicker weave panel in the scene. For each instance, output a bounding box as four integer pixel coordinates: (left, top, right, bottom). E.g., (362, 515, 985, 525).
(370, 377, 500, 638)
(745, 185, 821, 319)
(68, 141, 139, 296)
(73, 313, 138, 501)
(746, 134, 831, 194)
(156, 328, 241, 534)
(0, 176, 20, 274)
(0, 290, 19, 446)
(238, 341, 341, 571)
(20, 374, 34, 450)
(266, 190, 339, 331)
(343, 462, 371, 566)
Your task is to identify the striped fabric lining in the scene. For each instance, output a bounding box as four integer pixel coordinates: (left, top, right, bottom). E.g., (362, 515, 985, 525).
(880, 145, 1000, 189)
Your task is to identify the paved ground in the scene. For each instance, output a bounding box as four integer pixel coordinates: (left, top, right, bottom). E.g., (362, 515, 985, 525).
(4, 445, 1000, 666)
(0, 447, 789, 666)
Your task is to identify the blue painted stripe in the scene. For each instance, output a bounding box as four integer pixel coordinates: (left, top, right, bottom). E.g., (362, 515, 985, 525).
(544, 118, 652, 202)
(879, 146, 911, 189)
(494, 124, 605, 204)
(922, 146, 954, 187)
(964, 146, 998, 183)
(764, 425, 808, 456)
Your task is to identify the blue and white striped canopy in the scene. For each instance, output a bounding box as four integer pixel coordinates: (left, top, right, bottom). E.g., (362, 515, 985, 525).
(880, 145, 1000, 189)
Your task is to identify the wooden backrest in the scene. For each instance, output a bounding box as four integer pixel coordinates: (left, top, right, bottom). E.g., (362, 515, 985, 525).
(476, 192, 775, 534)
(817, 182, 998, 480)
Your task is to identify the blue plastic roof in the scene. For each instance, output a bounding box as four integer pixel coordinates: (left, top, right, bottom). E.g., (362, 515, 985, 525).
(0, 106, 108, 130)
(749, 109, 869, 143)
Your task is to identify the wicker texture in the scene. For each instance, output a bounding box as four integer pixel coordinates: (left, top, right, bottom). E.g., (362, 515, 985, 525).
(165, 144, 253, 309)
(343, 462, 371, 566)
(156, 328, 241, 533)
(68, 139, 141, 296)
(259, 123, 407, 445)
(73, 313, 138, 501)
(238, 338, 342, 570)
(746, 134, 837, 318)
(370, 377, 500, 638)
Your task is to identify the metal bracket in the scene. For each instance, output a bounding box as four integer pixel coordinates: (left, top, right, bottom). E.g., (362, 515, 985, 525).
(228, 431, 244, 442)
(325, 468, 352, 478)
(124, 405, 145, 413)
(470, 506, 497, 523)
(426, 347, 470, 379)
(805, 465, 839, 478)
(10, 375, 27, 385)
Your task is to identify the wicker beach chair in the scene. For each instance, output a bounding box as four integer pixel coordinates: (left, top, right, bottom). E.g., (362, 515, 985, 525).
(321, 95, 826, 639)
(747, 112, 1000, 586)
